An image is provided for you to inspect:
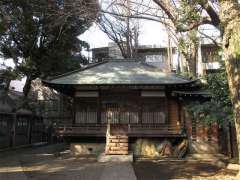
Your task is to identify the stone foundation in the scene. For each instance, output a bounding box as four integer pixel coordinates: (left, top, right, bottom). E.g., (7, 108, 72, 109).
(189, 140, 219, 154)
(70, 143, 105, 155)
(98, 153, 133, 162)
(132, 138, 188, 158)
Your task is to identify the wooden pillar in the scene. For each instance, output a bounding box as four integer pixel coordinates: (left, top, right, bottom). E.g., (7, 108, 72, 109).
(138, 91, 142, 124)
(97, 91, 101, 124)
(27, 116, 33, 144)
(73, 97, 76, 125)
(178, 100, 181, 124)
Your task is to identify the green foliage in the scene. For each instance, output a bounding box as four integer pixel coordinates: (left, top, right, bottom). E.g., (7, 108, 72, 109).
(186, 101, 233, 125)
(177, 70, 195, 79)
(186, 70, 233, 125)
(206, 70, 231, 107)
(176, 0, 201, 31)
(0, 0, 92, 95)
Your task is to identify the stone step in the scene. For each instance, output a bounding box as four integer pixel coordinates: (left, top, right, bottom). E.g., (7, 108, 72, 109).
(98, 153, 133, 162)
(110, 139, 128, 143)
(106, 150, 129, 155)
(106, 134, 129, 155)
(107, 146, 128, 151)
(108, 135, 128, 139)
(107, 142, 128, 147)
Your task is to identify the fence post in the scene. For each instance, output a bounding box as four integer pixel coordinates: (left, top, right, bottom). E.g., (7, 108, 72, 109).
(10, 113, 17, 147)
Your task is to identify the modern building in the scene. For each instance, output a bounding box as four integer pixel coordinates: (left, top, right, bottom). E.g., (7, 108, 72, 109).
(91, 42, 222, 77)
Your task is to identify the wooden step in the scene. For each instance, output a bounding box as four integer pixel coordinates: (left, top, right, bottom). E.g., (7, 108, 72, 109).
(106, 134, 129, 155)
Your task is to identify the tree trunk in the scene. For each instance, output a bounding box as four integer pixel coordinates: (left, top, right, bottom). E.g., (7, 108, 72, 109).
(23, 76, 32, 97)
(182, 53, 197, 78)
(178, 33, 198, 78)
(187, 32, 198, 77)
(4, 79, 11, 91)
(187, 55, 197, 77)
(219, 0, 240, 164)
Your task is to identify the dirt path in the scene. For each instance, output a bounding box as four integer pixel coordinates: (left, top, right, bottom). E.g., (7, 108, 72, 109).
(0, 144, 105, 180)
(0, 145, 238, 180)
(0, 144, 137, 180)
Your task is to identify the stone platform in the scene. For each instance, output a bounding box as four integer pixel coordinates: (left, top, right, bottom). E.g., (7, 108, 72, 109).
(97, 153, 133, 162)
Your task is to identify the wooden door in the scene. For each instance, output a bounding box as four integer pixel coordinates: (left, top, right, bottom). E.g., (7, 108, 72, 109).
(104, 102, 128, 135)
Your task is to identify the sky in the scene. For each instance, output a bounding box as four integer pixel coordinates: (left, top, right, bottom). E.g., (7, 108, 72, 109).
(79, 21, 169, 49)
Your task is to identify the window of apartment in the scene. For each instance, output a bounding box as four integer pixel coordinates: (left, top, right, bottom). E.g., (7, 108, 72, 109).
(145, 54, 166, 63)
(202, 46, 221, 63)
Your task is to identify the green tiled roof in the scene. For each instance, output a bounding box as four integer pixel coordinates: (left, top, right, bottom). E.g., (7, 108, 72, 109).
(44, 60, 195, 85)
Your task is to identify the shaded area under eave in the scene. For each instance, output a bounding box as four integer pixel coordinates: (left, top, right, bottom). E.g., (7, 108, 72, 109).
(172, 90, 211, 98)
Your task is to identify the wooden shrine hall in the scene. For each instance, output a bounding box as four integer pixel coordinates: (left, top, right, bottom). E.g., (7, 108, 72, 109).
(43, 59, 202, 155)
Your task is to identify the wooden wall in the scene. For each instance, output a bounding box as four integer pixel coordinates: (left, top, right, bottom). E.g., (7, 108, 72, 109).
(74, 92, 180, 128)
(168, 98, 180, 128)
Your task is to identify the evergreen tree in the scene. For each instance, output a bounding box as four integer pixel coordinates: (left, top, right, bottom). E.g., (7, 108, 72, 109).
(0, 0, 95, 96)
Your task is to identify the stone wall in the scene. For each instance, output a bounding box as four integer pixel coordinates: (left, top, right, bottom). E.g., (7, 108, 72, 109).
(132, 138, 188, 158)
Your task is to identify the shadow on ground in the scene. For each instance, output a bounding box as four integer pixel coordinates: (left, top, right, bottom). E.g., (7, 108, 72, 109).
(0, 144, 105, 180)
(0, 145, 238, 180)
(133, 159, 237, 180)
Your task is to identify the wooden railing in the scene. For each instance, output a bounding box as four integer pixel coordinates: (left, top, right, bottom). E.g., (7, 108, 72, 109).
(55, 124, 107, 136)
(126, 124, 184, 137)
(55, 123, 185, 137)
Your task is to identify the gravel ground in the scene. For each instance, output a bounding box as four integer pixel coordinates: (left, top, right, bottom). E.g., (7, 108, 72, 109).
(0, 145, 238, 180)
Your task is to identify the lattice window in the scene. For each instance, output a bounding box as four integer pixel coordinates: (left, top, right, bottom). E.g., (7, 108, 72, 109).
(75, 99, 98, 124)
(101, 100, 139, 124)
(141, 98, 167, 124)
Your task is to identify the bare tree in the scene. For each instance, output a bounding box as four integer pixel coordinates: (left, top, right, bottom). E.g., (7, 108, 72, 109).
(97, 0, 140, 58)
(100, 0, 201, 76)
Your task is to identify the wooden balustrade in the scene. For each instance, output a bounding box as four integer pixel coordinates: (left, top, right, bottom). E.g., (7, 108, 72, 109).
(55, 123, 185, 137)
